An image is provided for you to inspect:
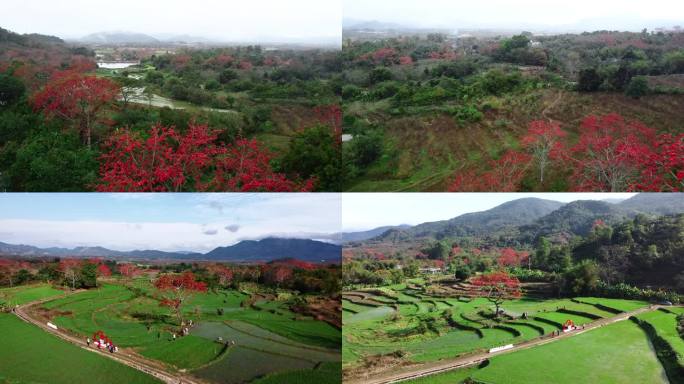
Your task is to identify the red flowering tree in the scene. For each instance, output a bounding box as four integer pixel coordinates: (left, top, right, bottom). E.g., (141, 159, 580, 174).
(97, 264, 112, 278)
(31, 71, 120, 147)
(207, 265, 233, 287)
(449, 150, 531, 191)
(399, 56, 414, 65)
(97, 123, 312, 192)
(631, 133, 684, 191)
(570, 114, 657, 191)
(313, 104, 342, 142)
(497, 248, 530, 268)
(262, 265, 293, 287)
(521, 120, 567, 183)
(471, 271, 521, 317)
(0, 259, 24, 287)
(118, 263, 140, 286)
(239, 60, 253, 71)
(154, 272, 207, 327)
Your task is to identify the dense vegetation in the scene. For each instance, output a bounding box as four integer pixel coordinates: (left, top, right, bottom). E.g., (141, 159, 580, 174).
(0, 26, 341, 191)
(344, 206, 684, 299)
(341, 30, 684, 191)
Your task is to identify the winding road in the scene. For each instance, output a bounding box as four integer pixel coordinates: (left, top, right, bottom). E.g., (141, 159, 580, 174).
(13, 295, 205, 384)
(345, 304, 669, 384)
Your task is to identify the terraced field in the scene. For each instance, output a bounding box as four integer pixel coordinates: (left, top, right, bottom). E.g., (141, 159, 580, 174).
(34, 282, 340, 383)
(342, 284, 654, 376)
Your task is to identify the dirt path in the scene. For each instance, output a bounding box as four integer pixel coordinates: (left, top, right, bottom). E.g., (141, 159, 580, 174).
(13, 295, 205, 384)
(541, 90, 564, 122)
(345, 305, 666, 384)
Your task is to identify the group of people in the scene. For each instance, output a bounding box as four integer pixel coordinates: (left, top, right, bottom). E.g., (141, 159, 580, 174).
(87, 330, 118, 353)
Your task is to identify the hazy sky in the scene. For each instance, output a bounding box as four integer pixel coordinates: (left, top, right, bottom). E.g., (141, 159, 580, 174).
(342, 193, 637, 231)
(0, 0, 341, 42)
(344, 0, 684, 31)
(0, 194, 341, 252)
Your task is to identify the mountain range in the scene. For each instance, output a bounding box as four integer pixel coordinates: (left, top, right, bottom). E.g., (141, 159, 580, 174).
(345, 194, 684, 245)
(0, 238, 340, 264)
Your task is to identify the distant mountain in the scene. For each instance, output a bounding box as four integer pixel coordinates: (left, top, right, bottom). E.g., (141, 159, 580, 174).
(338, 225, 412, 243)
(380, 198, 565, 240)
(0, 238, 339, 263)
(79, 31, 160, 44)
(356, 194, 684, 246)
(0, 26, 63, 47)
(205, 238, 340, 263)
(619, 193, 684, 215)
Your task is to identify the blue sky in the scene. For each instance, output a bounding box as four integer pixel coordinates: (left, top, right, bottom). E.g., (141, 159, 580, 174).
(0, 194, 341, 252)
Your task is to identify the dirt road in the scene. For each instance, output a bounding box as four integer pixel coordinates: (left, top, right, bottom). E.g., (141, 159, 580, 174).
(345, 305, 664, 384)
(13, 295, 205, 384)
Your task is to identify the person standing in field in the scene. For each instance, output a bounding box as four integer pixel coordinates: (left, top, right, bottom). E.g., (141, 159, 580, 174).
(87, 337, 91, 347)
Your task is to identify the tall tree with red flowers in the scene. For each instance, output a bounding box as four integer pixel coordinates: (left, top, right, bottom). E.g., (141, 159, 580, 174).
(31, 71, 120, 147)
(118, 263, 140, 286)
(97, 264, 112, 278)
(570, 114, 657, 191)
(97, 123, 313, 192)
(471, 271, 522, 317)
(154, 271, 207, 327)
(449, 150, 531, 191)
(313, 104, 342, 142)
(521, 120, 567, 183)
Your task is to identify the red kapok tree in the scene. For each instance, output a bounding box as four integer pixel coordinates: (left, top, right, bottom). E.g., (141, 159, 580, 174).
(569, 114, 657, 191)
(497, 248, 530, 268)
(313, 104, 342, 142)
(31, 71, 120, 147)
(471, 271, 522, 317)
(521, 120, 567, 183)
(97, 123, 313, 192)
(154, 272, 207, 327)
(97, 264, 112, 277)
(449, 150, 532, 192)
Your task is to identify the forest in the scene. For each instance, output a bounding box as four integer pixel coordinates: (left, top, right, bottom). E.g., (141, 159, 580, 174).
(343, 212, 684, 301)
(0, 26, 342, 191)
(341, 29, 684, 191)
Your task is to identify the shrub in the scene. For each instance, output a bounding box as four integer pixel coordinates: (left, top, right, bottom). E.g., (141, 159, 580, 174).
(625, 76, 649, 98)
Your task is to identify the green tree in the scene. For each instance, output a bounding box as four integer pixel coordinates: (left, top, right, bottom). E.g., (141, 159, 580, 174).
(625, 76, 649, 98)
(564, 260, 599, 295)
(368, 67, 393, 85)
(6, 130, 98, 191)
(80, 262, 98, 288)
(219, 69, 238, 84)
(0, 74, 25, 107)
(577, 68, 602, 92)
(281, 125, 341, 191)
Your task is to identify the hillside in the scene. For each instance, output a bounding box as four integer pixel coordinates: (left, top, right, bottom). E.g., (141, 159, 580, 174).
(378, 198, 565, 240)
(338, 225, 412, 243)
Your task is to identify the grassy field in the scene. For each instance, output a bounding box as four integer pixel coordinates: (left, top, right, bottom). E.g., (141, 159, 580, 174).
(0, 314, 161, 384)
(0, 284, 65, 306)
(637, 309, 684, 366)
(407, 320, 667, 384)
(38, 282, 340, 383)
